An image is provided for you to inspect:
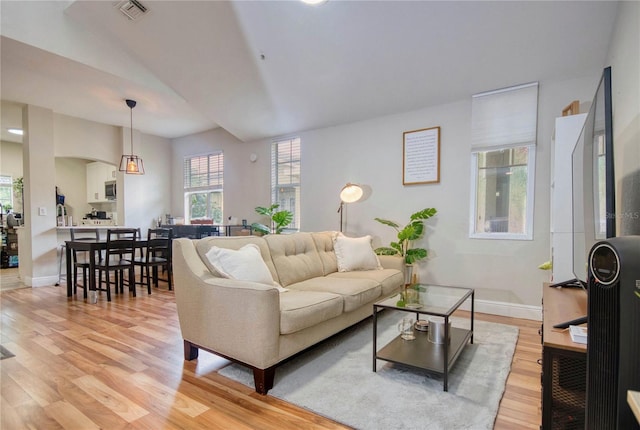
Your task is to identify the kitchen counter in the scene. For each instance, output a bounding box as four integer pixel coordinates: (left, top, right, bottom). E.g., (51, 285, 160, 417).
(56, 225, 126, 230)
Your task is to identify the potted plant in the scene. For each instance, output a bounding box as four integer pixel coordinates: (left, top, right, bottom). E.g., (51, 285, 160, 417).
(374, 207, 437, 284)
(251, 204, 293, 235)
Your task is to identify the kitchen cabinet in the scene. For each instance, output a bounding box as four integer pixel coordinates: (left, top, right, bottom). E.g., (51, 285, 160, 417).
(86, 162, 117, 203)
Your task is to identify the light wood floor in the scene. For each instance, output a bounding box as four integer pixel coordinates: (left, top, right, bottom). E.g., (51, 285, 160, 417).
(0, 273, 542, 429)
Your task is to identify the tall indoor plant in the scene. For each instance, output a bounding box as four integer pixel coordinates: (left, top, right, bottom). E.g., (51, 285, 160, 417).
(374, 207, 437, 283)
(251, 204, 293, 235)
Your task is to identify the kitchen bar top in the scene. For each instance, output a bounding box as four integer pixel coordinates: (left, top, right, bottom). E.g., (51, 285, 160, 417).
(56, 226, 126, 230)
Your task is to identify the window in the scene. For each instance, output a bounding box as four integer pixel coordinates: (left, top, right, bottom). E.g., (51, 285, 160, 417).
(470, 83, 538, 239)
(184, 153, 224, 224)
(272, 137, 301, 230)
(0, 176, 13, 212)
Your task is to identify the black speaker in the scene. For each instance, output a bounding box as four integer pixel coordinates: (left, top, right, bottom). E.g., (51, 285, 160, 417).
(586, 236, 640, 430)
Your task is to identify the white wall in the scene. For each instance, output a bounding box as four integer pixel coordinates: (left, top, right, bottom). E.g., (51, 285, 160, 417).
(606, 1, 640, 235)
(22, 105, 58, 287)
(122, 130, 172, 231)
(54, 157, 88, 222)
(0, 140, 23, 178)
(54, 113, 121, 164)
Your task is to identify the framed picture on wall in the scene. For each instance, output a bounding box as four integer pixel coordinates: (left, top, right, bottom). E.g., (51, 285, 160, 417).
(402, 126, 440, 185)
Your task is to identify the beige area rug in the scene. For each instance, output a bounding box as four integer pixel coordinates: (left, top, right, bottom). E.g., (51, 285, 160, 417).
(219, 311, 518, 430)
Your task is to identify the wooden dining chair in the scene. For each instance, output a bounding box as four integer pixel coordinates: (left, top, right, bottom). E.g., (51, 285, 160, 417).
(69, 228, 100, 298)
(96, 229, 137, 301)
(133, 228, 173, 294)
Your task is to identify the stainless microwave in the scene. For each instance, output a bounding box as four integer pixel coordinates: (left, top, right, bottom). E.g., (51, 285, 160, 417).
(105, 181, 116, 200)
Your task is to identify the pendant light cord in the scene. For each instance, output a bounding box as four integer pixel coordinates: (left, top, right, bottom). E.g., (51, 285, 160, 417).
(126, 99, 137, 155)
(130, 105, 134, 155)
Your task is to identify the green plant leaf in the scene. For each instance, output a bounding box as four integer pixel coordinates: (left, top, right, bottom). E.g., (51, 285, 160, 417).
(374, 218, 400, 230)
(398, 222, 424, 242)
(250, 222, 271, 235)
(255, 204, 280, 217)
(410, 208, 437, 221)
(374, 247, 399, 256)
(273, 210, 293, 226)
(405, 248, 427, 264)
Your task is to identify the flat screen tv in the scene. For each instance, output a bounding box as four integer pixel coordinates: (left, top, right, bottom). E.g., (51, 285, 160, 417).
(551, 67, 614, 328)
(571, 66, 616, 286)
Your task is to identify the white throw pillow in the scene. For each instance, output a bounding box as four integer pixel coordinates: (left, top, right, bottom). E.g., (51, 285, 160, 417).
(205, 244, 287, 291)
(333, 233, 382, 272)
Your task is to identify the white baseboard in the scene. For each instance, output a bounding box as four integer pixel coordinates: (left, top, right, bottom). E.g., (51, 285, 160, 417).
(458, 299, 542, 321)
(24, 275, 60, 288)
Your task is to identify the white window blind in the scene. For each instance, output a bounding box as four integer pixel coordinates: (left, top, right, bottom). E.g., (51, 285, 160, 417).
(0, 175, 13, 210)
(272, 137, 301, 230)
(471, 82, 539, 152)
(183, 152, 224, 191)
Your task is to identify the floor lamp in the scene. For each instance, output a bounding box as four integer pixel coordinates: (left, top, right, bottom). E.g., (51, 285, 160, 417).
(338, 183, 363, 232)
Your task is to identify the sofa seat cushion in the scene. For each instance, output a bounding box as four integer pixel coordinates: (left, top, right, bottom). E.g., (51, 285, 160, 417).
(288, 277, 381, 312)
(328, 269, 404, 296)
(279, 291, 344, 335)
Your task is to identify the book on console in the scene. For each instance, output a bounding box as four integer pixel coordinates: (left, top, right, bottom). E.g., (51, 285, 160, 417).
(569, 325, 587, 344)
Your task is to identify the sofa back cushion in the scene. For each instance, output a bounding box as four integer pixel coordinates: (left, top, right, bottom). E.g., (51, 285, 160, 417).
(195, 236, 280, 284)
(264, 233, 324, 287)
(311, 231, 339, 275)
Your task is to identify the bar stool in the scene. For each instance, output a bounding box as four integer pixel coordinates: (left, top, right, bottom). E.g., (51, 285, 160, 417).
(56, 244, 66, 286)
(69, 228, 100, 298)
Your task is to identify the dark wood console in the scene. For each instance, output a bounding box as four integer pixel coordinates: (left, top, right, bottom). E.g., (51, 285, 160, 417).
(160, 224, 251, 238)
(541, 284, 587, 430)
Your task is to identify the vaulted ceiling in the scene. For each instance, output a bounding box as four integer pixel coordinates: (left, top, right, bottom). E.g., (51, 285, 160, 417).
(0, 1, 619, 144)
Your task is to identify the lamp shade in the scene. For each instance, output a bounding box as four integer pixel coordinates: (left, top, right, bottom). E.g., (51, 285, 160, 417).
(340, 183, 363, 203)
(119, 99, 145, 175)
(119, 154, 144, 175)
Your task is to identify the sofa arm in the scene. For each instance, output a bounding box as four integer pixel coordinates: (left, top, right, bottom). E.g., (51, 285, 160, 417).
(378, 255, 404, 272)
(173, 239, 281, 369)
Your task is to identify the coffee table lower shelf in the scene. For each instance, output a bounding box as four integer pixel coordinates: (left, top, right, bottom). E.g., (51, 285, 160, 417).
(375, 327, 472, 382)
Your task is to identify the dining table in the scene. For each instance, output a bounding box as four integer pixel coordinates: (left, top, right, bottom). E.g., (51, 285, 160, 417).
(64, 238, 149, 297)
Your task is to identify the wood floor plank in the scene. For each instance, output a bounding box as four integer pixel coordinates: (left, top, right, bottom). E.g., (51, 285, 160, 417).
(1, 277, 544, 429)
(73, 374, 149, 422)
(76, 336, 149, 373)
(5, 366, 63, 407)
(45, 400, 101, 430)
(0, 394, 28, 430)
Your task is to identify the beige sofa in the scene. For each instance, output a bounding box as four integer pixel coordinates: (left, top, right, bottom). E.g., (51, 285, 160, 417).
(172, 231, 404, 394)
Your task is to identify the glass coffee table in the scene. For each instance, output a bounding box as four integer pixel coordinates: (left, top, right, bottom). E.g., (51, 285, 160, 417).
(373, 284, 474, 391)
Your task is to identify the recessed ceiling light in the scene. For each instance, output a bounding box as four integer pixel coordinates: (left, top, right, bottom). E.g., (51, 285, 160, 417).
(301, 0, 328, 5)
(7, 128, 23, 136)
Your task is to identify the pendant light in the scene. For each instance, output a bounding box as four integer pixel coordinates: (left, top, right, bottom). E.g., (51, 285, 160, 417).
(119, 99, 145, 175)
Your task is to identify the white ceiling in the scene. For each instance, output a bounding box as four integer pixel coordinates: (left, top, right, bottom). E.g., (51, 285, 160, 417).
(0, 0, 619, 144)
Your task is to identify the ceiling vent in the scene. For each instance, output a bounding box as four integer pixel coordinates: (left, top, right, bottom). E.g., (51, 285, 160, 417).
(116, 0, 148, 21)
